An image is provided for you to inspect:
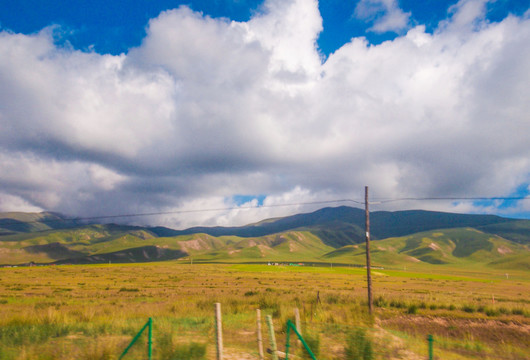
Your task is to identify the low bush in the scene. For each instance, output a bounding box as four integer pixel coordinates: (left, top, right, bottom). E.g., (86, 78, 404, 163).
(389, 300, 406, 309)
(485, 307, 500, 317)
(373, 296, 387, 308)
(462, 305, 476, 313)
(511, 308, 524, 316)
(407, 304, 418, 314)
(344, 328, 373, 360)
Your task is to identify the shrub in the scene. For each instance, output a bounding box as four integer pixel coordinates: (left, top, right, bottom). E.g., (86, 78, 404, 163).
(407, 304, 418, 314)
(390, 300, 406, 309)
(511, 308, 524, 316)
(462, 305, 476, 313)
(118, 287, 139, 292)
(485, 308, 500, 317)
(345, 328, 373, 360)
(499, 307, 509, 315)
(373, 296, 387, 308)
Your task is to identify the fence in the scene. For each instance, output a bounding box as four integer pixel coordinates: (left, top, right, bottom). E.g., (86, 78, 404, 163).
(117, 305, 436, 359)
(119, 317, 153, 360)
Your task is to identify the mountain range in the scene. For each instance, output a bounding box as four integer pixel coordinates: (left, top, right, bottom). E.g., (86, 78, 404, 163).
(0, 207, 528, 269)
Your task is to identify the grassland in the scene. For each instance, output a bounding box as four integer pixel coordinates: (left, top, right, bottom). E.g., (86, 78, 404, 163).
(0, 262, 528, 360)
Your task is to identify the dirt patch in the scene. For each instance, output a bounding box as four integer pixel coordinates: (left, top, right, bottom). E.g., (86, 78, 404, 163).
(293, 232, 304, 242)
(222, 348, 259, 360)
(257, 244, 271, 257)
(180, 238, 206, 253)
(372, 325, 423, 360)
(381, 315, 530, 350)
(428, 242, 441, 251)
(497, 246, 513, 255)
(289, 241, 299, 252)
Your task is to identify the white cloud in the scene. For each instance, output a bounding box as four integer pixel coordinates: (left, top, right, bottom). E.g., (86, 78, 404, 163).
(149, 186, 335, 228)
(0, 193, 44, 213)
(0, 0, 529, 226)
(444, 0, 489, 31)
(87, 164, 127, 191)
(354, 0, 411, 33)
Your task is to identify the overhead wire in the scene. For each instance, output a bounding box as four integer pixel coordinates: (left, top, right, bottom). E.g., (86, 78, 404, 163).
(373, 196, 529, 204)
(0, 196, 528, 226)
(0, 199, 363, 226)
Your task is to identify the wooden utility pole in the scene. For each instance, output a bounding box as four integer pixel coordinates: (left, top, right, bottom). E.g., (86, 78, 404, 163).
(365, 186, 373, 315)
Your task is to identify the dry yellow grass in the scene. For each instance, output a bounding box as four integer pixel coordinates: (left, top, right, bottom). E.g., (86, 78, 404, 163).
(0, 262, 528, 359)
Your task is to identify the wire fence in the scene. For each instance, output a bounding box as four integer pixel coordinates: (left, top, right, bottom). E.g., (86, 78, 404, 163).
(117, 305, 440, 360)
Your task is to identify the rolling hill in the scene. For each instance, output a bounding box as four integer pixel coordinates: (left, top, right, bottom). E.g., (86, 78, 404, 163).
(0, 207, 528, 268)
(0, 212, 85, 235)
(321, 227, 529, 270)
(148, 206, 525, 245)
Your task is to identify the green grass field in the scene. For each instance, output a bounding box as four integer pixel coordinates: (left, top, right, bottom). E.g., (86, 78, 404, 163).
(0, 262, 528, 359)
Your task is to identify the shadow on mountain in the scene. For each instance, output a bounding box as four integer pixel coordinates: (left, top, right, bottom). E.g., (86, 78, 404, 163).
(53, 245, 187, 264)
(24, 242, 85, 260)
(0, 219, 34, 233)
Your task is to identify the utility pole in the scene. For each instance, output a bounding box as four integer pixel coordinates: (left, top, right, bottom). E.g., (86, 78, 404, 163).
(365, 186, 373, 315)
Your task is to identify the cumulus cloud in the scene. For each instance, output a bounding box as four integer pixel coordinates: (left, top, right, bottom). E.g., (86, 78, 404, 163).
(354, 0, 411, 33)
(0, 0, 529, 227)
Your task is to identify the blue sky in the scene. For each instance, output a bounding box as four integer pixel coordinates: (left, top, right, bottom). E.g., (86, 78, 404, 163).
(2, 0, 528, 55)
(0, 0, 529, 227)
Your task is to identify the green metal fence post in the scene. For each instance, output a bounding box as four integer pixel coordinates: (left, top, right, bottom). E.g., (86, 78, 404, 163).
(285, 320, 317, 360)
(285, 323, 291, 359)
(148, 317, 153, 360)
(118, 319, 151, 360)
(427, 334, 433, 360)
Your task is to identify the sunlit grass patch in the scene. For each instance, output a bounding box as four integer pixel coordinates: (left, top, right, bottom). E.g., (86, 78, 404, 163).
(0, 262, 527, 359)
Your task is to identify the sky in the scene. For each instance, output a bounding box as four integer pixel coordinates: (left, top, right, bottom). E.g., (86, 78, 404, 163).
(0, 0, 529, 229)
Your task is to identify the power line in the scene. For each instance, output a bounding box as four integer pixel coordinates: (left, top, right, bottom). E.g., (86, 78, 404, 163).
(374, 196, 529, 204)
(0, 196, 527, 227)
(0, 199, 363, 226)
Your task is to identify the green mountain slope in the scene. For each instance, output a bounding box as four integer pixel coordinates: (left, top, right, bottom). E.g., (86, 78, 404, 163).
(185, 231, 335, 263)
(0, 224, 160, 264)
(321, 228, 529, 269)
(149, 206, 524, 245)
(478, 220, 530, 244)
(0, 212, 83, 235)
(0, 208, 528, 269)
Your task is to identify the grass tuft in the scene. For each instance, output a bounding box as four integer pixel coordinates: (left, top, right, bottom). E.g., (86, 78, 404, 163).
(344, 328, 373, 360)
